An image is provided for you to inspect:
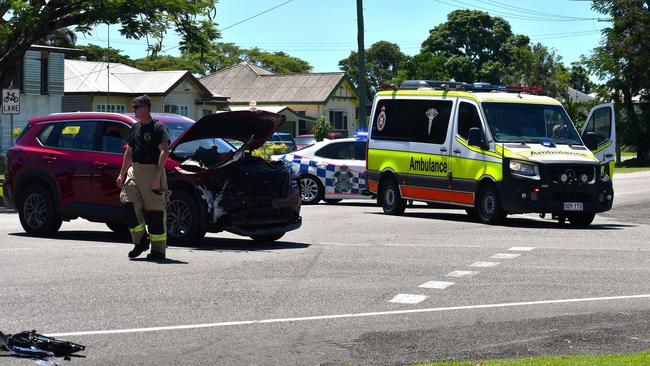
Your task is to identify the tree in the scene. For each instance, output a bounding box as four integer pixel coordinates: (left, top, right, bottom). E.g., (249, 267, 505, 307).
(244, 48, 312, 74)
(402, 52, 449, 81)
(76, 44, 134, 66)
(133, 55, 204, 74)
(502, 43, 569, 99)
(339, 41, 407, 98)
(312, 116, 333, 141)
(36, 28, 77, 48)
(0, 0, 218, 88)
(588, 0, 650, 161)
(569, 62, 594, 94)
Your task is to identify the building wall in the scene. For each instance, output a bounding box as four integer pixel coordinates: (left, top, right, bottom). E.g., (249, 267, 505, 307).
(324, 98, 358, 136)
(1, 94, 62, 152)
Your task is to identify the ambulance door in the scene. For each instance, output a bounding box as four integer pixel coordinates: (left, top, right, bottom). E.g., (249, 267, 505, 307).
(406, 98, 455, 204)
(581, 103, 616, 175)
(450, 100, 486, 206)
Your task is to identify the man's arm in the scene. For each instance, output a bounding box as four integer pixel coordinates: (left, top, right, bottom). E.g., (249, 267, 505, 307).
(116, 147, 133, 188)
(151, 141, 170, 191)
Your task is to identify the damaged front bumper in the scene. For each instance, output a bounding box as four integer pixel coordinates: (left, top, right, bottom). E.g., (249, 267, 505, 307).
(225, 216, 302, 237)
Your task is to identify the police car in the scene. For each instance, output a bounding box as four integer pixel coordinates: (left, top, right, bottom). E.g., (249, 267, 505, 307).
(274, 133, 369, 204)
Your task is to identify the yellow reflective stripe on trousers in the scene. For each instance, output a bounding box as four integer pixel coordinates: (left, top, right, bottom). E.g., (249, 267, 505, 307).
(129, 223, 146, 233)
(149, 233, 167, 242)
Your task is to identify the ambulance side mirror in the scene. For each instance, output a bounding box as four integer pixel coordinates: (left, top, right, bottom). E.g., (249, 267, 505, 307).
(468, 127, 485, 149)
(583, 132, 598, 151)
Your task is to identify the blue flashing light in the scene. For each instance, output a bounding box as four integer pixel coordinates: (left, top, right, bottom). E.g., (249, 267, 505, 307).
(467, 83, 507, 90)
(355, 130, 368, 140)
(541, 141, 554, 147)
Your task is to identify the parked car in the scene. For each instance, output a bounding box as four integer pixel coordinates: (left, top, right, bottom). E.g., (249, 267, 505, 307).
(273, 135, 369, 204)
(294, 132, 345, 150)
(268, 132, 296, 152)
(3, 110, 302, 244)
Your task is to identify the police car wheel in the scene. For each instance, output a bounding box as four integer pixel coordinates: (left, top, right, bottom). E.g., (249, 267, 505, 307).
(566, 212, 595, 227)
(381, 179, 406, 215)
(18, 185, 62, 237)
(166, 190, 206, 245)
(476, 185, 505, 225)
(300, 175, 323, 205)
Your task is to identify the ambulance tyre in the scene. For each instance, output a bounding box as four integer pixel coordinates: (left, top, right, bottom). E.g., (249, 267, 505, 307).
(250, 233, 285, 242)
(476, 184, 506, 225)
(380, 179, 406, 215)
(567, 212, 595, 227)
(300, 175, 323, 205)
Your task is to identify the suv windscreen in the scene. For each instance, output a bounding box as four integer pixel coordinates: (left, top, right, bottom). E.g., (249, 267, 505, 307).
(482, 103, 582, 145)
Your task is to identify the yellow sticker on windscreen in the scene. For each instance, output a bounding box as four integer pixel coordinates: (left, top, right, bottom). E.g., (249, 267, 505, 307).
(62, 126, 80, 135)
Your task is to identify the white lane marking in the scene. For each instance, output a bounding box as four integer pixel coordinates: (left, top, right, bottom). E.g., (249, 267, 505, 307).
(446, 270, 479, 278)
(0, 248, 31, 251)
(418, 281, 455, 289)
(389, 294, 429, 304)
(470, 261, 500, 268)
(509, 247, 535, 251)
(615, 190, 650, 196)
(46, 294, 650, 338)
(315, 242, 482, 249)
(492, 253, 521, 259)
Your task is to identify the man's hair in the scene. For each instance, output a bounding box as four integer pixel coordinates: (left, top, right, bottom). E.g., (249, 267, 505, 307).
(132, 95, 151, 109)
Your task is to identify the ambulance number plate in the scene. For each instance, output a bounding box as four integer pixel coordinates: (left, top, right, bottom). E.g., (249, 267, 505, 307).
(563, 202, 583, 211)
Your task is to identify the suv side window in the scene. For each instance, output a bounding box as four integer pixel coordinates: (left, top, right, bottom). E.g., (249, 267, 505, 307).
(372, 99, 452, 144)
(51, 121, 99, 151)
(457, 102, 482, 140)
(37, 124, 55, 146)
(315, 142, 355, 160)
(99, 121, 130, 153)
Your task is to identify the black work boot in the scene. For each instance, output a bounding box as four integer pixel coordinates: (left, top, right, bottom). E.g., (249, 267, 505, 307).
(146, 251, 165, 260)
(128, 236, 150, 258)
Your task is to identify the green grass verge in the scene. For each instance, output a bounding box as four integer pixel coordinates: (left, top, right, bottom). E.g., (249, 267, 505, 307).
(621, 151, 636, 157)
(615, 166, 650, 174)
(414, 351, 650, 366)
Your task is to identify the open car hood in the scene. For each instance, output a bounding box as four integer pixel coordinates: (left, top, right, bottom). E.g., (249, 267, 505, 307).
(172, 110, 286, 150)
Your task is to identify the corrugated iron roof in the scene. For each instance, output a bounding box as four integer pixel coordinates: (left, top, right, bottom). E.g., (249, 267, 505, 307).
(200, 61, 352, 103)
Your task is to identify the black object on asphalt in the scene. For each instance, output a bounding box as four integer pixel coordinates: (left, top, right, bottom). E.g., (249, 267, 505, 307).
(0, 330, 85, 361)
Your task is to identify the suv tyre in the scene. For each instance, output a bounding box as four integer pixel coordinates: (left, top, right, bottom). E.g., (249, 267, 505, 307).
(166, 190, 205, 246)
(380, 179, 406, 215)
(18, 185, 62, 237)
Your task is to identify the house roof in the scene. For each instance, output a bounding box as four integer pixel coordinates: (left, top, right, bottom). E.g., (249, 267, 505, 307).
(227, 105, 316, 121)
(567, 87, 595, 103)
(64, 59, 224, 99)
(200, 61, 357, 104)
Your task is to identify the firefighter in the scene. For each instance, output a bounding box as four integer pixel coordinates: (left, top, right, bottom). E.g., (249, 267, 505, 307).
(116, 95, 170, 260)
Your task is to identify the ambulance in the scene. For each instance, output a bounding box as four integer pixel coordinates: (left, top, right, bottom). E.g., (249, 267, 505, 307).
(365, 80, 615, 226)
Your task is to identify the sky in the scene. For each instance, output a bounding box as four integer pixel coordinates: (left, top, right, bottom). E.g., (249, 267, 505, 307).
(75, 0, 609, 74)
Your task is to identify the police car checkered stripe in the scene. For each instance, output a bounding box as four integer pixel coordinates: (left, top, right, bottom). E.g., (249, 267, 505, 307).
(283, 154, 366, 194)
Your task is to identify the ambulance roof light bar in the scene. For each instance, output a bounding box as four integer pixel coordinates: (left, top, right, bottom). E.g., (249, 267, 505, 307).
(393, 80, 543, 93)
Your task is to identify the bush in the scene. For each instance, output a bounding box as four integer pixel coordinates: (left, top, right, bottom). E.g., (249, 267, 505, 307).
(251, 143, 288, 160)
(312, 116, 333, 141)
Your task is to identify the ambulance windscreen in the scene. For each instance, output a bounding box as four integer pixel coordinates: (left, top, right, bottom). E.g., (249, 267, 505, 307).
(482, 103, 582, 145)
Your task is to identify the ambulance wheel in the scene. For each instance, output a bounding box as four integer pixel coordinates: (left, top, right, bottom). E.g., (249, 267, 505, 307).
(300, 175, 323, 205)
(250, 233, 285, 242)
(567, 212, 595, 227)
(380, 179, 406, 215)
(476, 185, 505, 225)
(167, 190, 205, 246)
(18, 185, 62, 237)
(324, 199, 342, 205)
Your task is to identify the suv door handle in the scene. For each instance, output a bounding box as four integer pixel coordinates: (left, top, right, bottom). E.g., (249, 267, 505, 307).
(453, 149, 461, 154)
(94, 161, 107, 168)
(439, 147, 448, 153)
(43, 156, 56, 162)
(605, 153, 614, 158)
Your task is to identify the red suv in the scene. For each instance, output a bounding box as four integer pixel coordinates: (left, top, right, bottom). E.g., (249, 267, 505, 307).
(3, 111, 302, 244)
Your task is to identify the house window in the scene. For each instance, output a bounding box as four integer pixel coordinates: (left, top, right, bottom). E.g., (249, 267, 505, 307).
(202, 109, 212, 117)
(96, 104, 126, 113)
(329, 110, 348, 131)
(164, 104, 189, 117)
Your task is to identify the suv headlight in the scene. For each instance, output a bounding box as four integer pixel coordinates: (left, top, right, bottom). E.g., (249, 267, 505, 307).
(509, 160, 539, 179)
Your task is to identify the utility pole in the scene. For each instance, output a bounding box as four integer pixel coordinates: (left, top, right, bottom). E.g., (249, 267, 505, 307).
(356, 0, 367, 130)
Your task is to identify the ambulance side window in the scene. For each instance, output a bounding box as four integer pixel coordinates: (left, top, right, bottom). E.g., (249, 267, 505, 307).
(457, 102, 482, 140)
(371, 99, 452, 144)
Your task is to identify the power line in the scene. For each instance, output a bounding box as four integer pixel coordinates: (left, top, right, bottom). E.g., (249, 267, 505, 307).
(432, 0, 599, 22)
(221, 0, 294, 31)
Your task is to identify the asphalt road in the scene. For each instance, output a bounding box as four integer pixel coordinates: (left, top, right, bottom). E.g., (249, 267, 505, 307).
(1, 172, 650, 365)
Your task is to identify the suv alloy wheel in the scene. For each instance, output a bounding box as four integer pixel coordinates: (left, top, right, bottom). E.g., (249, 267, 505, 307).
(18, 185, 62, 236)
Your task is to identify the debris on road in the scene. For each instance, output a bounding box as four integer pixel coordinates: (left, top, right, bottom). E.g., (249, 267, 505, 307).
(0, 330, 85, 364)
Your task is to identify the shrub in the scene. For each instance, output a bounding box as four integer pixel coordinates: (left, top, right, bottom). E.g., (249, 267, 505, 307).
(312, 116, 333, 141)
(251, 143, 288, 160)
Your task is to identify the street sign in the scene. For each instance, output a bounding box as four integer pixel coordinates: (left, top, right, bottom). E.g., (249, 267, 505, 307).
(2, 88, 20, 115)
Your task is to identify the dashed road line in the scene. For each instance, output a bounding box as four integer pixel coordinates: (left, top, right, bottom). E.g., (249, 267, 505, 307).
(46, 294, 650, 338)
(418, 281, 455, 289)
(446, 270, 479, 278)
(492, 253, 521, 259)
(469, 261, 500, 268)
(508, 247, 535, 251)
(389, 294, 429, 304)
